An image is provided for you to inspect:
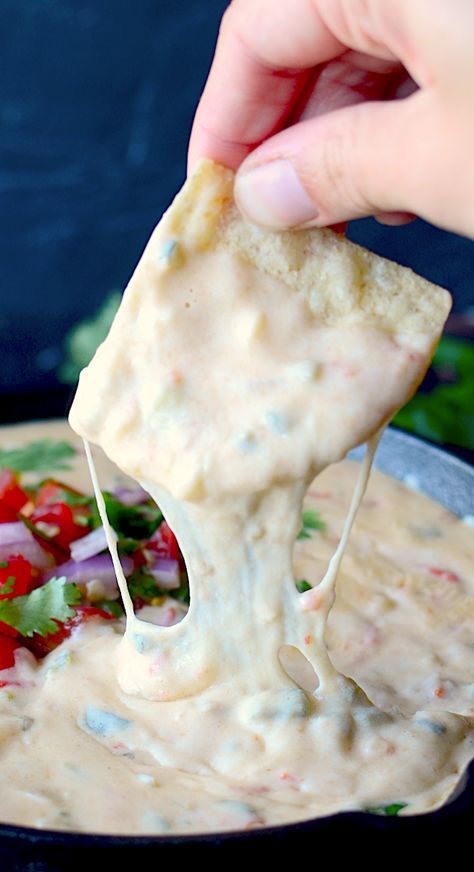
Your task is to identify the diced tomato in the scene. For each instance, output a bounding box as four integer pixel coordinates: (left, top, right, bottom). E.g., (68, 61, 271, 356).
(36, 479, 85, 507)
(71, 605, 115, 625)
(35, 480, 92, 531)
(22, 517, 68, 564)
(23, 605, 113, 659)
(425, 566, 459, 583)
(0, 634, 21, 670)
(132, 549, 147, 569)
(24, 628, 64, 659)
(0, 556, 34, 598)
(30, 502, 89, 552)
(0, 622, 17, 638)
(147, 521, 180, 562)
(0, 470, 29, 512)
(160, 522, 180, 560)
(36, 481, 67, 507)
(0, 499, 19, 523)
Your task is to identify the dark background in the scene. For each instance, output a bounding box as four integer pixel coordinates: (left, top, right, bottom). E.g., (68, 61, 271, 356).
(2, 0, 474, 423)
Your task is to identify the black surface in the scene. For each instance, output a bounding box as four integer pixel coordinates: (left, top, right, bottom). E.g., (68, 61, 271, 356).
(0, 771, 473, 869)
(2, 0, 228, 404)
(1, 0, 474, 421)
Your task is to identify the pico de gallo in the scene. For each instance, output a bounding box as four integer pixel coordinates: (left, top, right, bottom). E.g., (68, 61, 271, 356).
(0, 467, 189, 671)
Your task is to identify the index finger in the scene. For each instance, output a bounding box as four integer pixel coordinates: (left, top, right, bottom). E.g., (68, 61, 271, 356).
(188, 0, 342, 170)
(188, 0, 399, 170)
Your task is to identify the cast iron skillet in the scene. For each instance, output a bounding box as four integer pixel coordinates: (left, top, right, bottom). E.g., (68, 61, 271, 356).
(1, 428, 473, 870)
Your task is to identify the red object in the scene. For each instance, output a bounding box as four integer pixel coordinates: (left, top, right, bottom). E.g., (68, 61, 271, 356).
(30, 502, 89, 552)
(0, 634, 21, 670)
(132, 549, 146, 569)
(36, 480, 85, 507)
(0, 470, 29, 512)
(0, 500, 19, 523)
(0, 555, 34, 599)
(148, 521, 180, 562)
(0, 623, 18, 638)
(22, 518, 68, 564)
(24, 605, 113, 659)
(160, 522, 180, 561)
(36, 481, 91, 532)
(426, 566, 459, 583)
(36, 481, 67, 507)
(71, 605, 115, 625)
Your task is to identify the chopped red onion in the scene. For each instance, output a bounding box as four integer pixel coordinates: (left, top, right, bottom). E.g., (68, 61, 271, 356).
(43, 554, 134, 599)
(0, 540, 53, 571)
(0, 522, 32, 545)
(112, 486, 150, 506)
(70, 526, 110, 562)
(148, 557, 180, 590)
(0, 522, 52, 570)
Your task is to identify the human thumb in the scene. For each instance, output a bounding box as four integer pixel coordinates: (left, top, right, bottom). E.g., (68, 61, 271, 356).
(234, 95, 424, 229)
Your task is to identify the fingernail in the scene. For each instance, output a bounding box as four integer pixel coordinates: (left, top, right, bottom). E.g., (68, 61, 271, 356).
(235, 159, 318, 229)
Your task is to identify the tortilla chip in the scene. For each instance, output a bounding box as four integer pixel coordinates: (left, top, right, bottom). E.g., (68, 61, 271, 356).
(70, 160, 451, 499)
(168, 159, 451, 334)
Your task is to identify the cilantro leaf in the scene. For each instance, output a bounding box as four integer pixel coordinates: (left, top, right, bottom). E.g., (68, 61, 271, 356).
(297, 509, 326, 540)
(0, 577, 81, 637)
(0, 440, 76, 473)
(0, 578, 15, 596)
(127, 570, 190, 606)
(90, 492, 162, 549)
(169, 582, 190, 605)
(302, 509, 325, 530)
(58, 291, 121, 385)
(95, 600, 125, 619)
(366, 802, 407, 816)
(295, 579, 312, 593)
(432, 335, 474, 380)
(127, 571, 161, 603)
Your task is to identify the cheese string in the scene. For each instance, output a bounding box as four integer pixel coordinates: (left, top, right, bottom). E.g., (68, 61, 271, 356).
(84, 439, 135, 622)
(85, 431, 382, 697)
(302, 430, 382, 694)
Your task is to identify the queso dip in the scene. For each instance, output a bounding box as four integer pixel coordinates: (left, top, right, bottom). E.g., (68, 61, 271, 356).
(0, 421, 472, 834)
(0, 162, 472, 834)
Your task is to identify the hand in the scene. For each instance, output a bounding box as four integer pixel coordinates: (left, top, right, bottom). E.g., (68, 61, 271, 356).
(189, 0, 474, 239)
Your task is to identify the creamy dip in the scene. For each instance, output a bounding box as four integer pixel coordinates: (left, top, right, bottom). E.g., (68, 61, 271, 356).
(2, 161, 472, 835)
(0, 421, 472, 834)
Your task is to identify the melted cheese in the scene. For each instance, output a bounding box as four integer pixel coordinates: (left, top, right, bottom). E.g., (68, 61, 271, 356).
(0, 160, 470, 833)
(64, 174, 472, 832)
(0, 422, 472, 833)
